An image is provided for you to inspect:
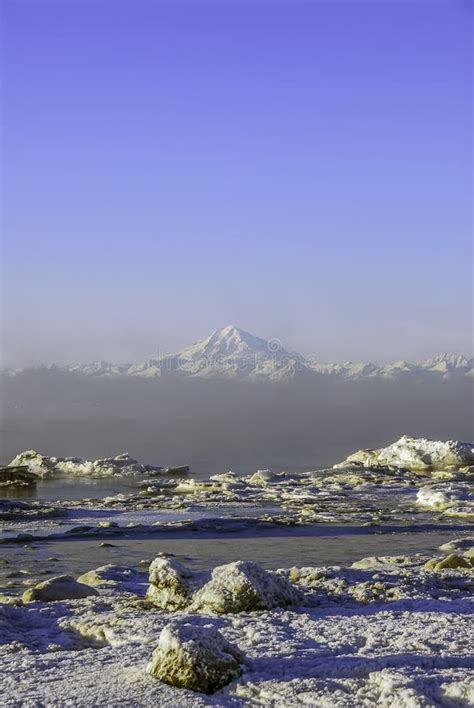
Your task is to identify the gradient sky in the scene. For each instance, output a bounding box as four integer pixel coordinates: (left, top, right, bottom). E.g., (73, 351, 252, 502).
(1, 0, 472, 366)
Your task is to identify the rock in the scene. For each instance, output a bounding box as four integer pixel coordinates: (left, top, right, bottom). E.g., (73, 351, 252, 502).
(439, 537, 474, 553)
(164, 465, 190, 474)
(424, 554, 472, 571)
(145, 558, 197, 610)
(145, 558, 301, 614)
(146, 622, 243, 693)
(191, 560, 301, 613)
(351, 556, 413, 570)
(0, 466, 38, 487)
(22, 575, 99, 602)
(65, 525, 95, 535)
(77, 565, 144, 588)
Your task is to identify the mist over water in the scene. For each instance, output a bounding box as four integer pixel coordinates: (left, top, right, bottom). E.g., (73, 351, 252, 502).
(2, 372, 472, 475)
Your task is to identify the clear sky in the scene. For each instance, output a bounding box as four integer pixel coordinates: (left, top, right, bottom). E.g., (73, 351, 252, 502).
(1, 0, 472, 366)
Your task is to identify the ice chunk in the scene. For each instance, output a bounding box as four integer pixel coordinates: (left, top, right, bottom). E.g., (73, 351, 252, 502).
(334, 435, 474, 471)
(191, 560, 302, 613)
(8, 450, 164, 478)
(146, 622, 243, 693)
(146, 558, 198, 610)
(22, 575, 99, 602)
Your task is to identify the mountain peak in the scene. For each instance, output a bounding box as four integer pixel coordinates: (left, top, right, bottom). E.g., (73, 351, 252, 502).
(179, 325, 270, 361)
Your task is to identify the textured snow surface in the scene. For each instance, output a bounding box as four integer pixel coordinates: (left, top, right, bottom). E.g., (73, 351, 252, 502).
(0, 556, 473, 706)
(334, 435, 474, 471)
(3, 325, 473, 382)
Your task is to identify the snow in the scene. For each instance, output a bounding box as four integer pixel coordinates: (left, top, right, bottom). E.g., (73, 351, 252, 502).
(1, 436, 473, 547)
(416, 484, 473, 517)
(1, 555, 473, 706)
(3, 326, 472, 382)
(1, 436, 473, 703)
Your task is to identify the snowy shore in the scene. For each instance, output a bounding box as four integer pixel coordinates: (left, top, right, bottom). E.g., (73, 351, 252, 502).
(1, 547, 473, 706)
(1, 436, 473, 705)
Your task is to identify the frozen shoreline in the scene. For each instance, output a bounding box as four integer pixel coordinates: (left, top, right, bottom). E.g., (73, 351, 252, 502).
(1, 549, 473, 706)
(1, 436, 473, 704)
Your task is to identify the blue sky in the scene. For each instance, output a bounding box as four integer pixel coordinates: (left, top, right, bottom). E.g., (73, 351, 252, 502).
(1, 0, 472, 365)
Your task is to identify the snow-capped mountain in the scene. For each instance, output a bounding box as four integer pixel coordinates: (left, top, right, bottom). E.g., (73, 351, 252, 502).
(2, 326, 473, 383)
(308, 353, 474, 381)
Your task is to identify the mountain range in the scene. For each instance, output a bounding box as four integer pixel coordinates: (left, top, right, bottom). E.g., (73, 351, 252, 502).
(3, 325, 473, 383)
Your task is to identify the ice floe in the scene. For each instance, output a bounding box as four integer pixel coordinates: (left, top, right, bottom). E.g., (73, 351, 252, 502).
(22, 575, 99, 603)
(334, 435, 474, 471)
(8, 450, 167, 478)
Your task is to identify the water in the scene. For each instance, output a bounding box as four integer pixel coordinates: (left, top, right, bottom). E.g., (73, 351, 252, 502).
(1, 527, 471, 597)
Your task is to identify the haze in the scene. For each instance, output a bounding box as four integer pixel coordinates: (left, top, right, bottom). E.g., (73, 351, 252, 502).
(1, 0, 472, 367)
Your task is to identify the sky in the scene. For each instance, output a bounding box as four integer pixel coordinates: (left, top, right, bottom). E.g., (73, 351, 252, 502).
(1, 0, 472, 366)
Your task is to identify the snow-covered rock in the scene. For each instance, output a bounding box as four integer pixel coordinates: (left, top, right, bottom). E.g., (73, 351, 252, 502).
(146, 558, 198, 610)
(8, 450, 164, 478)
(351, 556, 414, 570)
(22, 575, 99, 603)
(334, 435, 474, 471)
(77, 565, 145, 589)
(146, 622, 243, 693)
(145, 558, 301, 614)
(191, 561, 302, 614)
(424, 554, 473, 571)
(439, 537, 474, 554)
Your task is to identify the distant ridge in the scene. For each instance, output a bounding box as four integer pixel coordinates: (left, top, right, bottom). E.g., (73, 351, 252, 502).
(2, 325, 473, 383)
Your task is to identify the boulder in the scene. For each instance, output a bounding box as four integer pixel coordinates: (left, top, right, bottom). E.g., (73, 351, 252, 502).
(351, 556, 413, 570)
(439, 537, 474, 553)
(146, 622, 243, 693)
(145, 558, 197, 610)
(77, 564, 144, 588)
(22, 575, 99, 602)
(424, 554, 472, 571)
(191, 560, 302, 613)
(145, 558, 301, 614)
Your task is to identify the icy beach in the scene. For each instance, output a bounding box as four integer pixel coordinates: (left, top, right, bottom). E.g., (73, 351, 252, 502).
(1, 436, 473, 706)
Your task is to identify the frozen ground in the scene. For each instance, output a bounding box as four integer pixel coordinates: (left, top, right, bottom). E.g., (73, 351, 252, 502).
(1, 436, 473, 705)
(0, 549, 473, 707)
